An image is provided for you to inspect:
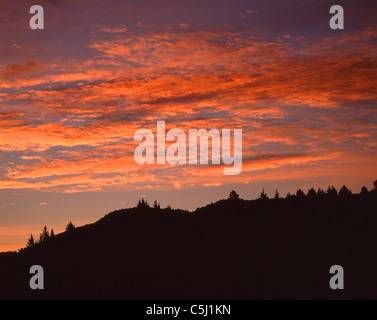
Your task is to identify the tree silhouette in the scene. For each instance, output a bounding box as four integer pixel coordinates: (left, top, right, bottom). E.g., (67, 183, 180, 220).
(39, 226, 50, 243)
(26, 233, 35, 247)
(229, 190, 240, 201)
(65, 221, 75, 232)
(285, 192, 293, 199)
(296, 189, 305, 199)
(317, 187, 325, 197)
(137, 198, 150, 208)
(274, 189, 280, 200)
(374, 180, 377, 190)
(307, 188, 317, 199)
(153, 200, 161, 209)
(50, 229, 55, 237)
(339, 185, 352, 198)
(326, 185, 338, 198)
(258, 188, 269, 201)
(361, 186, 369, 194)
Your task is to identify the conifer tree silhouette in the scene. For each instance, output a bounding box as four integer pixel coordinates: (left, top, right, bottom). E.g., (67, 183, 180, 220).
(326, 185, 338, 198)
(317, 187, 326, 197)
(26, 233, 35, 247)
(39, 226, 50, 243)
(339, 185, 352, 198)
(361, 186, 369, 194)
(229, 190, 240, 201)
(307, 188, 317, 199)
(137, 197, 150, 208)
(153, 200, 161, 209)
(258, 188, 269, 200)
(296, 189, 305, 199)
(65, 221, 75, 232)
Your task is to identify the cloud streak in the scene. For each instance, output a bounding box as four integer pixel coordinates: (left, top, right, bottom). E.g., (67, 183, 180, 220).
(0, 2, 376, 195)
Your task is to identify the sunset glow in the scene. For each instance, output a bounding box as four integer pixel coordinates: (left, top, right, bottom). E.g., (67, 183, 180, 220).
(1, 0, 377, 252)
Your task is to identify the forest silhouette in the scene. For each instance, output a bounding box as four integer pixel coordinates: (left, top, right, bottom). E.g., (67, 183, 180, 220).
(1, 180, 377, 299)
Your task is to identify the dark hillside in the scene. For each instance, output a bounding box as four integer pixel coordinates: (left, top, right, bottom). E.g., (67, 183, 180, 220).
(1, 190, 377, 299)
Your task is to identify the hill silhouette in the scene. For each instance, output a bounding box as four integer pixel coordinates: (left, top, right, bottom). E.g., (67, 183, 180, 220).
(1, 183, 377, 299)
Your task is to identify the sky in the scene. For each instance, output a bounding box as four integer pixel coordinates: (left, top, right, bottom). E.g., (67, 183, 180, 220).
(0, 0, 377, 251)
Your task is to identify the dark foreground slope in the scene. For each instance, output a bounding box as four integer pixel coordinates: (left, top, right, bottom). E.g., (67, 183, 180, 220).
(1, 193, 377, 299)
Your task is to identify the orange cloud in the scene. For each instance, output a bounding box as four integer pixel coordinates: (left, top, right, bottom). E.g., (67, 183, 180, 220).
(1, 60, 43, 79)
(0, 25, 376, 194)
